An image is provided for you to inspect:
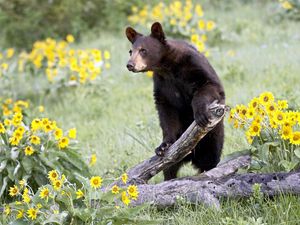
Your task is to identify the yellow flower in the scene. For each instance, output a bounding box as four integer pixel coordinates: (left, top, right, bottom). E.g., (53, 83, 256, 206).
(4, 205, 11, 215)
(54, 128, 63, 140)
(48, 170, 59, 182)
(198, 19, 205, 30)
(39, 187, 50, 199)
(290, 132, 300, 145)
(9, 185, 19, 197)
(68, 128, 76, 139)
(104, 50, 111, 60)
(89, 154, 97, 166)
(58, 136, 69, 149)
(265, 102, 277, 116)
(6, 48, 15, 58)
(248, 121, 261, 136)
(76, 189, 84, 199)
(24, 146, 35, 156)
(27, 207, 38, 220)
(19, 179, 26, 187)
(4, 119, 11, 126)
(9, 136, 20, 146)
(281, 126, 292, 140)
(259, 92, 274, 105)
(121, 173, 128, 184)
(0, 122, 6, 133)
(22, 188, 31, 203)
(246, 107, 255, 119)
(53, 179, 63, 190)
(30, 135, 41, 145)
(38, 105, 45, 113)
(146, 71, 153, 77)
(90, 176, 103, 189)
(281, 1, 293, 9)
(206, 20, 216, 31)
(17, 209, 24, 219)
(31, 119, 41, 131)
(277, 100, 288, 109)
(127, 185, 139, 200)
(66, 34, 75, 43)
(17, 126, 25, 134)
(121, 191, 131, 206)
(273, 110, 286, 125)
(111, 185, 120, 194)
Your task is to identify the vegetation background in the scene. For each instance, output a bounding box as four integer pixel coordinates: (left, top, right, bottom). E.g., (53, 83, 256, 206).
(0, 0, 300, 224)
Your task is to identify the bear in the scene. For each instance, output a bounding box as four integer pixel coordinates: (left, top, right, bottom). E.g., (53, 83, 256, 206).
(125, 22, 225, 181)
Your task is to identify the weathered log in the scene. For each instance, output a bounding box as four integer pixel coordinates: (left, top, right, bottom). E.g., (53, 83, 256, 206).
(110, 102, 229, 187)
(133, 156, 300, 209)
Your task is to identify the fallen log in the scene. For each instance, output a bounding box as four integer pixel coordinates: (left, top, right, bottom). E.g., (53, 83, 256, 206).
(133, 157, 300, 209)
(110, 101, 229, 187)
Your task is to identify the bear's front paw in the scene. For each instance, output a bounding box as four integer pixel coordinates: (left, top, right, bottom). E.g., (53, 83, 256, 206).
(155, 142, 172, 157)
(194, 111, 211, 127)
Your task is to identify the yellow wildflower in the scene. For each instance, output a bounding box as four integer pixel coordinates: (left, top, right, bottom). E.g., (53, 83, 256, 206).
(48, 170, 59, 182)
(90, 176, 103, 189)
(17, 209, 24, 219)
(58, 136, 69, 149)
(4, 205, 11, 215)
(248, 121, 261, 136)
(206, 20, 215, 31)
(111, 185, 120, 194)
(127, 185, 139, 200)
(27, 207, 38, 220)
(39, 187, 50, 199)
(66, 34, 75, 43)
(53, 179, 63, 190)
(121, 173, 128, 184)
(259, 92, 274, 105)
(89, 154, 97, 166)
(76, 189, 84, 199)
(30, 135, 41, 145)
(0, 122, 6, 133)
(281, 1, 293, 9)
(9, 185, 19, 197)
(24, 146, 35, 156)
(121, 191, 131, 206)
(290, 132, 300, 145)
(68, 128, 76, 139)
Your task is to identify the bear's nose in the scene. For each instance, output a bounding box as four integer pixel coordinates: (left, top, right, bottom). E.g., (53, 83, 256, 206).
(126, 62, 135, 71)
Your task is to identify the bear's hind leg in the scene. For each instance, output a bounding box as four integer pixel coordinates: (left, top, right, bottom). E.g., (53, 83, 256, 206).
(191, 123, 224, 172)
(163, 162, 183, 181)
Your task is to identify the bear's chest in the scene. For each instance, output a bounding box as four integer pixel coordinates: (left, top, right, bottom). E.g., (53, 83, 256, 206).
(157, 76, 194, 109)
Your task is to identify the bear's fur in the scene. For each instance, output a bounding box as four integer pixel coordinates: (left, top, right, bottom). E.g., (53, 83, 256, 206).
(126, 22, 225, 181)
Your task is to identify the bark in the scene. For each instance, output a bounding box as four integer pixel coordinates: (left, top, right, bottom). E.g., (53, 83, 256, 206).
(133, 157, 300, 208)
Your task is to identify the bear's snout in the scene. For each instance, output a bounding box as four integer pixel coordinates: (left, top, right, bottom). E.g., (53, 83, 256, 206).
(126, 62, 135, 71)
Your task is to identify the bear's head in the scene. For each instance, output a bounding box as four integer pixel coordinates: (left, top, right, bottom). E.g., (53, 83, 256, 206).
(125, 22, 167, 73)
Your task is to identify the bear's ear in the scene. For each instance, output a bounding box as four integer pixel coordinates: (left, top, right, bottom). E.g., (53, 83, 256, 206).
(125, 27, 142, 44)
(151, 22, 166, 44)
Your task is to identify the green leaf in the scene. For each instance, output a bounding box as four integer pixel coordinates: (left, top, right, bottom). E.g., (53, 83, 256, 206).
(0, 160, 7, 172)
(279, 160, 298, 171)
(42, 211, 69, 225)
(21, 157, 34, 174)
(294, 148, 300, 159)
(0, 177, 8, 198)
(9, 219, 29, 225)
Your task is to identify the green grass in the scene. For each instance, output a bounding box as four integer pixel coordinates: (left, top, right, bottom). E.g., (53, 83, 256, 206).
(1, 1, 300, 224)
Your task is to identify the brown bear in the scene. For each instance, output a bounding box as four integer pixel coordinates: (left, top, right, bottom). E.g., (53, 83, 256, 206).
(125, 22, 225, 181)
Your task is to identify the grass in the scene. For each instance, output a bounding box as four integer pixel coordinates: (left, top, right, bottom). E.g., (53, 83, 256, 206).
(1, 1, 300, 224)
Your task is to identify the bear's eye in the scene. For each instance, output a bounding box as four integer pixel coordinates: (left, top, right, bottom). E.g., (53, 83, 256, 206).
(139, 48, 147, 56)
(129, 50, 132, 56)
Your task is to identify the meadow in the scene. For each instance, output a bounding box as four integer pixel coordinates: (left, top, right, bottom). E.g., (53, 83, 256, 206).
(1, 0, 300, 224)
